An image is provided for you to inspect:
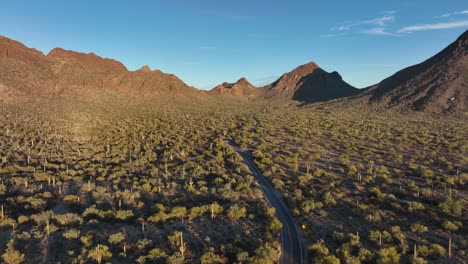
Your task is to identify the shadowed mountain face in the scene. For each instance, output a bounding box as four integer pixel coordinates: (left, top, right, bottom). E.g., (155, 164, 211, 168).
(261, 62, 360, 102)
(291, 69, 359, 103)
(362, 30, 468, 113)
(0, 36, 202, 100)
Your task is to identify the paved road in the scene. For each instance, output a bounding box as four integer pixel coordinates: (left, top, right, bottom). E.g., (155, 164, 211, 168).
(227, 139, 306, 264)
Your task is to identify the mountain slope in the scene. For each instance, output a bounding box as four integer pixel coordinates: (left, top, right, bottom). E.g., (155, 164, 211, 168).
(0, 35, 204, 101)
(261, 62, 360, 102)
(48, 48, 128, 74)
(361, 30, 468, 113)
(113, 66, 201, 95)
(0, 36, 56, 96)
(210, 78, 262, 100)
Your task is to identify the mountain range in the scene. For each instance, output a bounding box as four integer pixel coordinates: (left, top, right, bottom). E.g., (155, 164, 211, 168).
(1, 30, 466, 114)
(0, 35, 203, 101)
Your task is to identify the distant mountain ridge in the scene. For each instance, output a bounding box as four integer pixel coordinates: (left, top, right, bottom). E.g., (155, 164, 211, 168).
(357, 30, 468, 113)
(1, 31, 467, 114)
(209, 78, 261, 100)
(210, 62, 359, 102)
(0, 35, 202, 100)
(260, 62, 360, 102)
(48, 47, 128, 74)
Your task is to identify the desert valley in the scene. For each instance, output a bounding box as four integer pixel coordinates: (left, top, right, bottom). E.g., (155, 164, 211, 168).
(0, 26, 466, 264)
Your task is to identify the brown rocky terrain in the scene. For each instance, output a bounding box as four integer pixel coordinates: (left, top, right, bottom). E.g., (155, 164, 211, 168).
(210, 63, 360, 103)
(209, 78, 262, 100)
(358, 30, 467, 113)
(260, 62, 360, 102)
(0, 36, 56, 97)
(48, 48, 128, 74)
(0, 35, 204, 101)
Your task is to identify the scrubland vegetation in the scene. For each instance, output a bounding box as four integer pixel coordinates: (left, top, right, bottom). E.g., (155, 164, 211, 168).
(243, 107, 467, 263)
(0, 99, 466, 263)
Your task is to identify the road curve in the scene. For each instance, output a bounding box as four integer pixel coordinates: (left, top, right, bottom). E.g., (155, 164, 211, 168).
(227, 139, 306, 264)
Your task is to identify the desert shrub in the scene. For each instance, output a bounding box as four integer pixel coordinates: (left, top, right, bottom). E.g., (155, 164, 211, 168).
(376, 247, 400, 264)
(108, 232, 125, 245)
(227, 204, 247, 222)
(442, 220, 462, 232)
(438, 197, 462, 216)
(410, 223, 428, 234)
(200, 251, 223, 264)
(429, 244, 446, 258)
(63, 229, 80, 240)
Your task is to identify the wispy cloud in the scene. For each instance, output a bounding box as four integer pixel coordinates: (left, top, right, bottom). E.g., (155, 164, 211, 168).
(336, 25, 351, 31)
(332, 15, 396, 32)
(398, 20, 468, 33)
(328, 14, 397, 37)
(361, 27, 395, 36)
(326, 10, 468, 37)
(437, 10, 468, 18)
(364, 15, 396, 26)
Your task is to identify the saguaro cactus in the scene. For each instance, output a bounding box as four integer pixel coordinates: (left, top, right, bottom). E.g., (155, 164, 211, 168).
(179, 232, 186, 257)
(448, 237, 452, 258)
(188, 178, 194, 189)
(211, 203, 215, 219)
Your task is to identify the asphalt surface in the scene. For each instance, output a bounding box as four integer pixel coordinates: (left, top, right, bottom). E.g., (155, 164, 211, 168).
(227, 139, 305, 264)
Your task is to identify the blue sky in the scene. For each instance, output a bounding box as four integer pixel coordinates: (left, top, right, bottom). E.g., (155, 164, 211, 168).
(1, 1, 467, 89)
